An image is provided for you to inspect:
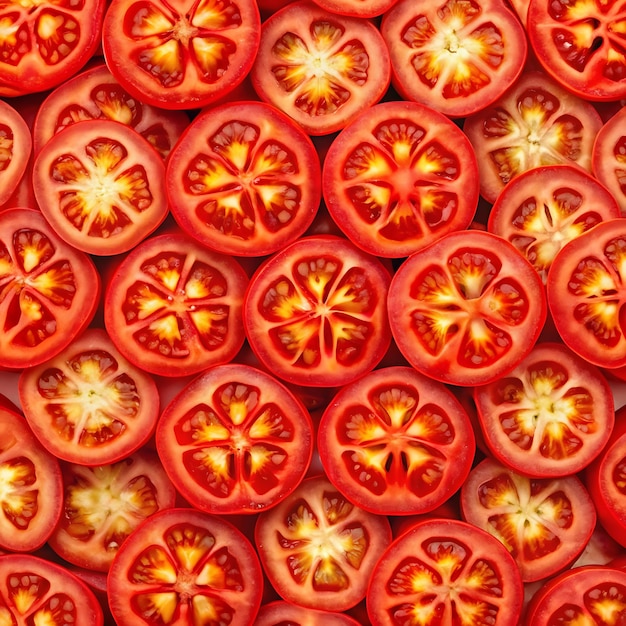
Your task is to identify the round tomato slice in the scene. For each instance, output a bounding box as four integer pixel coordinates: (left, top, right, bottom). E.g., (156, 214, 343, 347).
(0, 208, 100, 370)
(547, 218, 626, 370)
(254, 475, 392, 612)
(318, 366, 475, 516)
(102, 0, 261, 110)
(463, 71, 603, 203)
(108, 507, 263, 625)
(474, 342, 615, 477)
(250, 0, 391, 135)
(166, 100, 321, 257)
(104, 230, 248, 377)
(322, 100, 479, 258)
(381, 0, 527, 118)
(32, 119, 168, 256)
(460, 457, 596, 582)
(310, 0, 398, 17)
(32, 63, 189, 158)
(488, 164, 621, 284)
(243, 234, 392, 387)
(256, 601, 362, 625)
(367, 518, 523, 626)
(527, 0, 626, 101)
(18, 328, 161, 466)
(0, 99, 31, 207)
(156, 363, 313, 515)
(388, 229, 547, 387)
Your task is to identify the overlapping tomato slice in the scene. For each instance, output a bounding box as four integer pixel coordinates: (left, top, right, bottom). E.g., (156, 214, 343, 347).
(0, 99, 31, 207)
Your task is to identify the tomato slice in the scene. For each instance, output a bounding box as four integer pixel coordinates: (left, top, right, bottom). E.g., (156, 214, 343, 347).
(0, 99, 32, 207)
(318, 366, 475, 516)
(254, 475, 392, 612)
(255, 600, 363, 625)
(18, 328, 161, 466)
(102, 0, 261, 110)
(322, 100, 479, 258)
(243, 234, 392, 387)
(104, 230, 248, 377)
(367, 518, 523, 626)
(166, 100, 321, 257)
(388, 229, 547, 386)
(463, 71, 603, 203)
(250, 0, 391, 135)
(0, 208, 100, 370)
(527, 0, 626, 101)
(107, 507, 263, 625)
(310, 0, 398, 17)
(547, 218, 626, 370)
(488, 164, 621, 284)
(156, 363, 312, 514)
(32, 63, 190, 158)
(381, 0, 527, 118)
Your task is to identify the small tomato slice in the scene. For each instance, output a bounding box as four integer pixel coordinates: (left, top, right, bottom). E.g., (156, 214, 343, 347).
(102, 0, 261, 110)
(0, 208, 100, 370)
(0, 99, 31, 207)
(250, 0, 391, 135)
(166, 100, 321, 257)
(381, 0, 527, 118)
(107, 507, 263, 626)
(388, 229, 547, 387)
(318, 366, 475, 516)
(488, 164, 621, 283)
(104, 230, 248, 377)
(322, 100, 479, 258)
(254, 475, 392, 612)
(255, 600, 363, 625)
(460, 457, 596, 582)
(474, 342, 615, 477)
(367, 518, 523, 626)
(156, 363, 313, 515)
(463, 71, 603, 203)
(243, 234, 392, 387)
(18, 328, 161, 466)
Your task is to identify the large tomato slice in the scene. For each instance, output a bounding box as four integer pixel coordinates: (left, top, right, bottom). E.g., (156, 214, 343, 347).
(102, 0, 261, 110)
(322, 100, 479, 258)
(367, 518, 523, 626)
(0, 99, 31, 207)
(0, 208, 100, 370)
(254, 474, 392, 612)
(243, 234, 392, 387)
(108, 507, 263, 625)
(463, 71, 603, 203)
(250, 0, 391, 135)
(387, 229, 547, 386)
(155, 363, 313, 515)
(380, 0, 527, 118)
(318, 366, 475, 516)
(166, 100, 321, 257)
(104, 230, 248, 377)
(18, 328, 161, 466)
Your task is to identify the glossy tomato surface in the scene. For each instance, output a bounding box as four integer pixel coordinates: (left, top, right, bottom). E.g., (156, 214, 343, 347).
(0, 99, 31, 207)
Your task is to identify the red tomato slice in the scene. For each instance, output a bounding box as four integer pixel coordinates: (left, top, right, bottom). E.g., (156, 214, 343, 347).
(250, 0, 391, 135)
(527, 0, 626, 101)
(381, 0, 527, 118)
(318, 366, 475, 516)
(108, 507, 263, 625)
(18, 328, 161, 466)
(388, 229, 547, 387)
(463, 71, 603, 203)
(0, 208, 100, 370)
(32, 63, 190, 158)
(156, 363, 313, 515)
(254, 475, 392, 612)
(474, 342, 615, 477)
(311, 0, 397, 16)
(255, 601, 362, 625)
(488, 164, 621, 283)
(243, 234, 392, 387)
(166, 100, 321, 257)
(367, 518, 524, 626)
(102, 0, 261, 110)
(104, 230, 248, 377)
(546, 218, 626, 370)
(460, 457, 596, 582)
(0, 99, 31, 207)
(322, 100, 479, 258)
